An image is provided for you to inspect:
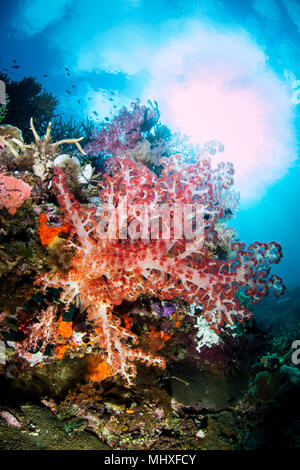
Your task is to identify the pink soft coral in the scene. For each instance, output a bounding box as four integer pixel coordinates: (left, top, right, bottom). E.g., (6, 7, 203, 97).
(0, 173, 32, 215)
(35, 151, 284, 386)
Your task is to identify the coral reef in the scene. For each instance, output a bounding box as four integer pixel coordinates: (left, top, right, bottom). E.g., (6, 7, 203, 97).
(0, 102, 294, 450)
(84, 100, 170, 172)
(84, 100, 159, 157)
(30, 149, 283, 386)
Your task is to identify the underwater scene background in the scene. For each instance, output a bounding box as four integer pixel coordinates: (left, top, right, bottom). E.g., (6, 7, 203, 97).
(0, 0, 300, 451)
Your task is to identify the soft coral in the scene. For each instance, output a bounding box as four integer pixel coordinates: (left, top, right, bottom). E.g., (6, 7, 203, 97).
(35, 152, 284, 385)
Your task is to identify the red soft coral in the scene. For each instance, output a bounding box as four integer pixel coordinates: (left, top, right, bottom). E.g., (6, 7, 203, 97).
(35, 152, 284, 386)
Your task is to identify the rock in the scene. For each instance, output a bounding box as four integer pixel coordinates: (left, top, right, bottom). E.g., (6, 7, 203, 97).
(170, 364, 249, 411)
(0, 404, 108, 450)
(253, 365, 300, 402)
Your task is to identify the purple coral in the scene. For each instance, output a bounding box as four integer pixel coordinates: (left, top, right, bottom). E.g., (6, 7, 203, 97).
(152, 302, 177, 317)
(84, 100, 159, 157)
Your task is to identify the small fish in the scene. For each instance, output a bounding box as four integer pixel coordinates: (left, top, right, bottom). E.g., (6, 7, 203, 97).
(71, 85, 76, 88)
(67, 72, 70, 76)
(277, 297, 292, 304)
(104, 117, 109, 121)
(11, 65, 20, 69)
(65, 90, 71, 94)
(77, 99, 81, 104)
(109, 98, 114, 101)
(113, 105, 117, 108)
(93, 111, 98, 116)
(12, 59, 17, 63)
(43, 74, 48, 77)
(110, 91, 116, 95)
(72, 330, 89, 346)
(65, 67, 69, 71)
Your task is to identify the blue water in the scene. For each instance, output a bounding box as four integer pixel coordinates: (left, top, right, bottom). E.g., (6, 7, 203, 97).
(1, 0, 300, 286)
